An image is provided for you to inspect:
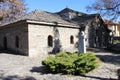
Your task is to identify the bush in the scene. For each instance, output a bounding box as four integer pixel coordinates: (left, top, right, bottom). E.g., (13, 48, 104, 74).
(42, 52, 100, 75)
(113, 40, 120, 44)
(74, 52, 99, 75)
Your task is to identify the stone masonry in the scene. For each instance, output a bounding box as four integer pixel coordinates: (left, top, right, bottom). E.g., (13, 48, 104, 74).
(0, 8, 111, 57)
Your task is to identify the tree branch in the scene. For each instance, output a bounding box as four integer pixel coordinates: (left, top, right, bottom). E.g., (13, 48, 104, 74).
(113, 3, 120, 9)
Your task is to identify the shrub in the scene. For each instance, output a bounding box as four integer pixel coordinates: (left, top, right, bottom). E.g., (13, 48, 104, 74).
(42, 52, 100, 75)
(74, 52, 99, 75)
(42, 56, 56, 72)
(113, 40, 120, 44)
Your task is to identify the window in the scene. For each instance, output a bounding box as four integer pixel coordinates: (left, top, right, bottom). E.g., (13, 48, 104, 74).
(48, 35, 53, 47)
(15, 36, 19, 48)
(70, 35, 74, 44)
(3, 37, 7, 50)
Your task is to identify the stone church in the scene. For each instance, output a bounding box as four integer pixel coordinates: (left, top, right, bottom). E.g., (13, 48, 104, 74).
(0, 8, 111, 57)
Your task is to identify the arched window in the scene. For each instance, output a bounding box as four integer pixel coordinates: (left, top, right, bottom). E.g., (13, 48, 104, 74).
(70, 35, 74, 44)
(15, 36, 19, 48)
(3, 37, 7, 50)
(48, 35, 53, 47)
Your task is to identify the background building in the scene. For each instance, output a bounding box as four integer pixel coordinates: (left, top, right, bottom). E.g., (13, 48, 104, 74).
(104, 20, 120, 37)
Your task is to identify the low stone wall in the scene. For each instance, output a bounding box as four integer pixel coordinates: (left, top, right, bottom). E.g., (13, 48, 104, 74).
(113, 37, 120, 41)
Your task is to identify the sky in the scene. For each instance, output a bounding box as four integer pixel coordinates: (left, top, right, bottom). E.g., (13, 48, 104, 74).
(26, 0, 95, 14)
(26, 0, 120, 22)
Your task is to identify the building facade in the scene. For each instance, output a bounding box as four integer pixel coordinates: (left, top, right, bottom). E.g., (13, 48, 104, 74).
(0, 8, 111, 56)
(104, 20, 120, 37)
(57, 8, 111, 48)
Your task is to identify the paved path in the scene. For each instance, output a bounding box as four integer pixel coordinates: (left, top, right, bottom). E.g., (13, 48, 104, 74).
(0, 50, 120, 80)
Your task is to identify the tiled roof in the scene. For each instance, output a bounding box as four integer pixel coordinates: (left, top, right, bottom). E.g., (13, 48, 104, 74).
(104, 19, 119, 25)
(56, 8, 86, 16)
(55, 8, 102, 26)
(18, 10, 79, 26)
(71, 14, 101, 25)
(0, 8, 104, 28)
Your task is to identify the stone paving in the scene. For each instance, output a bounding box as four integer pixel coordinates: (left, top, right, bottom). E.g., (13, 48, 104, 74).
(0, 50, 120, 80)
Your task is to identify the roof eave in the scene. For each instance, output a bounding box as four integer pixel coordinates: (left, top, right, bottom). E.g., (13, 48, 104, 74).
(26, 19, 80, 29)
(0, 19, 80, 29)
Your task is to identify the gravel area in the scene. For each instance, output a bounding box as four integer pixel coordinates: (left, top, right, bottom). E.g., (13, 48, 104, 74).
(0, 51, 120, 80)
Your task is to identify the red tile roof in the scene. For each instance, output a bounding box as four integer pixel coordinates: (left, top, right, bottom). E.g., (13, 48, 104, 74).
(104, 19, 119, 25)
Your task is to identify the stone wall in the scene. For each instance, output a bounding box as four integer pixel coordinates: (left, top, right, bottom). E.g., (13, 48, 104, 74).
(113, 37, 120, 41)
(0, 21, 29, 55)
(28, 23, 79, 57)
(0, 20, 80, 57)
(79, 15, 110, 48)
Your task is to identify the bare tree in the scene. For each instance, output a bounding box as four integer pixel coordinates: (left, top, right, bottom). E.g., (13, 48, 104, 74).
(86, 0, 120, 21)
(0, 0, 27, 23)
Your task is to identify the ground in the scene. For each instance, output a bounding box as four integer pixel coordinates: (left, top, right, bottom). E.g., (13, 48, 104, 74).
(0, 49, 120, 80)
